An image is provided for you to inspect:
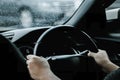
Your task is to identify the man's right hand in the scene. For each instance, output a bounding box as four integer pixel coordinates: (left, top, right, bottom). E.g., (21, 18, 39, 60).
(88, 49, 119, 73)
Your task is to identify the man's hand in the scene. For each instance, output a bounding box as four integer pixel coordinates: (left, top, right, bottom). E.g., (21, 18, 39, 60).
(88, 49, 110, 66)
(26, 55, 61, 80)
(88, 49, 119, 73)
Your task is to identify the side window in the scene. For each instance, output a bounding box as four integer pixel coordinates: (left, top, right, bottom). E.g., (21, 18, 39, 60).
(105, 0, 120, 38)
(106, 0, 120, 20)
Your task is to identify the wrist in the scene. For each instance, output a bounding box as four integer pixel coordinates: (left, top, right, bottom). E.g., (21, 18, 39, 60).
(39, 69, 61, 80)
(101, 61, 119, 73)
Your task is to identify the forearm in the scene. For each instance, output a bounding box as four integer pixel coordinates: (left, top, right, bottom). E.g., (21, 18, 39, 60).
(101, 61, 119, 73)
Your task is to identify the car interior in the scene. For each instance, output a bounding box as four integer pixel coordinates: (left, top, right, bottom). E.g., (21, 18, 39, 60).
(0, 0, 119, 80)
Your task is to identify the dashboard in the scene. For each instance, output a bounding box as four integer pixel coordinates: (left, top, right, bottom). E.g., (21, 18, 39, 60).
(1, 27, 50, 57)
(1, 26, 120, 70)
(0, 26, 120, 80)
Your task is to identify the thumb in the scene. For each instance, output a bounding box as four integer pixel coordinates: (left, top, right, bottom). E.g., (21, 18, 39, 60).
(88, 51, 96, 58)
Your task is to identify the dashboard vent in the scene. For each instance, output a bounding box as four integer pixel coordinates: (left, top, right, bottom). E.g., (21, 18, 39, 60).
(1, 32, 14, 40)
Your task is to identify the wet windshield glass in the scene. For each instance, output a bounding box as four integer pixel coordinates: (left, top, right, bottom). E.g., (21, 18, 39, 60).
(0, 0, 84, 31)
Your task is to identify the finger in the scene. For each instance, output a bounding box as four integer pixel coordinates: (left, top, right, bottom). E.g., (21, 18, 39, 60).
(26, 55, 33, 59)
(39, 56, 47, 61)
(26, 59, 30, 65)
(27, 55, 37, 60)
(32, 56, 47, 62)
(26, 59, 34, 65)
(26, 59, 35, 70)
(88, 51, 96, 58)
(98, 49, 106, 52)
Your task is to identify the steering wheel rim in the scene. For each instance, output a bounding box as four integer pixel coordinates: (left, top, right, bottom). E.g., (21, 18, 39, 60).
(33, 25, 74, 55)
(33, 25, 99, 80)
(0, 34, 26, 64)
(33, 25, 98, 56)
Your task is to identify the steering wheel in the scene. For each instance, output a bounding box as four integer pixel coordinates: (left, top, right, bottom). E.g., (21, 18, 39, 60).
(0, 34, 25, 63)
(33, 25, 99, 79)
(34, 25, 98, 56)
(0, 34, 26, 79)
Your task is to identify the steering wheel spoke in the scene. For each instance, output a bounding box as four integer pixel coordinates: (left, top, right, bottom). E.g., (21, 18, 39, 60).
(46, 50, 89, 61)
(34, 25, 98, 56)
(33, 25, 99, 79)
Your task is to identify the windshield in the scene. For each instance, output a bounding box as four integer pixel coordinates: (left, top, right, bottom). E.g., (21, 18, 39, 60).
(0, 0, 84, 31)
